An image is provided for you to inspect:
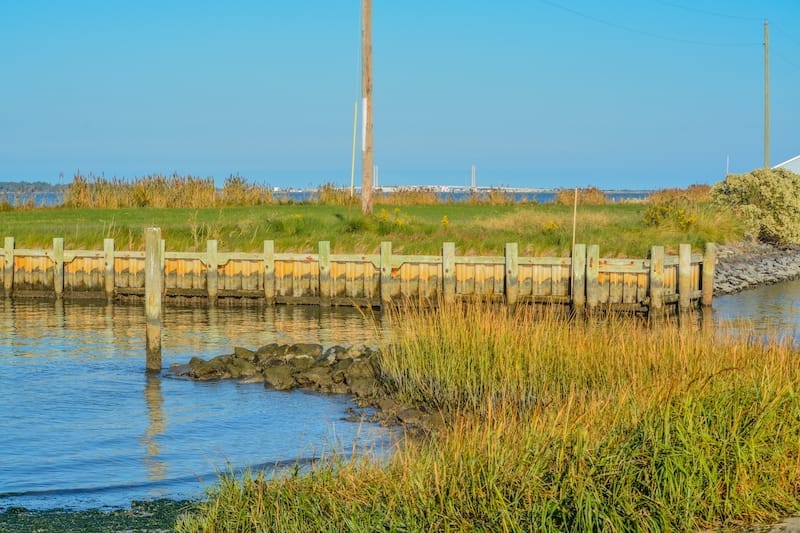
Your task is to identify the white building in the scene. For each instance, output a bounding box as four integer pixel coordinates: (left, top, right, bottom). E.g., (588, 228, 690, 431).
(773, 155, 800, 174)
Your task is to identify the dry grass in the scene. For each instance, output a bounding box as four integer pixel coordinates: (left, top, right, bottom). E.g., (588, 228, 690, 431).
(177, 305, 800, 532)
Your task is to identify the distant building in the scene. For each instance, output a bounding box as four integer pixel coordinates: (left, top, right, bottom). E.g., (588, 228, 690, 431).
(773, 155, 800, 174)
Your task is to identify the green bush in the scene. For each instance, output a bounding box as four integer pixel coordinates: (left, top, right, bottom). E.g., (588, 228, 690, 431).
(711, 168, 800, 244)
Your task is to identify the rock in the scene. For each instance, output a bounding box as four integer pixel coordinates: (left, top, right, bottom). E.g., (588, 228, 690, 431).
(189, 355, 235, 380)
(239, 374, 265, 384)
(226, 357, 259, 379)
(286, 343, 323, 358)
(316, 345, 348, 366)
(348, 376, 380, 397)
(294, 366, 334, 390)
(263, 364, 296, 391)
(256, 343, 288, 359)
(714, 242, 800, 295)
(233, 346, 256, 362)
(331, 357, 353, 383)
(286, 353, 316, 371)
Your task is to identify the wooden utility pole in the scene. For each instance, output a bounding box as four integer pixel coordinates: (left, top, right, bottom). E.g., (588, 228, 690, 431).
(361, 0, 374, 214)
(764, 19, 770, 168)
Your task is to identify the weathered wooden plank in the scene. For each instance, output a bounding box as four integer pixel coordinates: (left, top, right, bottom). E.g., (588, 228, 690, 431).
(262, 240, 275, 304)
(442, 242, 455, 304)
(53, 238, 64, 298)
(379, 241, 392, 305)
(572, 244, 586, 311)
(318, 241, 330, 306)
(679, 243, 691, 311)
(145, 228, 162, 371)
(702, 242, 716, 307)
(505, 243, 519, 305)
(3, 237, 14, 296)
(103, 239, 114, 301)
(586, 244, 599, 309)
(649, 246, 664, 314)
(207, 240, 218, 301)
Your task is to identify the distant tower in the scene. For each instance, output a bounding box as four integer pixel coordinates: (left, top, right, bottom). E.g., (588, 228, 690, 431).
(470, 164, 477, 191)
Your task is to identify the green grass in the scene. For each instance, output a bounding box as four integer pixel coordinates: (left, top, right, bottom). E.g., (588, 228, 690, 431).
(1, 201, 744, 257)
(175, 305, 800, 532)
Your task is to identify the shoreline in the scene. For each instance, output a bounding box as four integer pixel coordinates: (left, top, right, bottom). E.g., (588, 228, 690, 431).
(714, 241, 800, 295)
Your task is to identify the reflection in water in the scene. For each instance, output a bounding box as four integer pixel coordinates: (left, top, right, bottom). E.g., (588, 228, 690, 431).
(142, 375, 167, 489)
(0, 299, 395, 511)
(714, 279, 800, 343)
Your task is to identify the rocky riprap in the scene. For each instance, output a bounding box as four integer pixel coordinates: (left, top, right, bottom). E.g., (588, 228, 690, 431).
(170, 343, 445, 434)
(714, 242, 800, 295)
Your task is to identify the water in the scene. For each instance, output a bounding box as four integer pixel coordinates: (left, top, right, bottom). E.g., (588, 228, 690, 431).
(3, 279, 799, 513)
(0, 301, 395, 511)
(713, 279, 800, 342)
(5, 189, 651, 208)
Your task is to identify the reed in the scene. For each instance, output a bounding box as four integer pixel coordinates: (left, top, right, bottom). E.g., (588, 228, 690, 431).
(176, 305, 800, 532)
(554, 186, 608, 206)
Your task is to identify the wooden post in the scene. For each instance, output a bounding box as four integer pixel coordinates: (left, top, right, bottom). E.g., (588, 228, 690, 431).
(360, 0, 374, 214)
(104, 238, 115, 302)
(679, 243, 692, 311)
(3, 237, 14, 297)
(380, 241, 392, 307)
(145, 228, 162, 372)
(572, 243, 587, 313)
(53, 238, 64, 299)
(702, 242, 716, 307)
(319, 241, 331, 306)
(649, 246, 664, 315)
(442, 242, 456, 304)
(263, 240, 275, 305)
(586, 244, 599, 310)
(206, 240, 218, 302)
(504, 243, 519, 306)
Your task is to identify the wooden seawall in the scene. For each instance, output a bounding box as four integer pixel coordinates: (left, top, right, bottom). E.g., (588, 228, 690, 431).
(0, 236, 716, 313)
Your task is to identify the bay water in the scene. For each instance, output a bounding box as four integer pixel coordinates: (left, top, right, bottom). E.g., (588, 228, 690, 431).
(1, 278, 799, 512)
(0, 301, 394, 511)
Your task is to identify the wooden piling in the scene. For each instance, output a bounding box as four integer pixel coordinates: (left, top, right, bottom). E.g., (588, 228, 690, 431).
(702, 242, 716, 307)
(206, 240, 218, 302)
(3, 237, 14, 297)
(586, 244, 599, 310)
(319, 241, 331, 306)
(649, 246, 665, 315)
(263, 240, 275, 305)
(145, 228, 162, 372)
(53, 238, 64, 299)
(678, 243, 692, 311)
(572, 244, 586, 313)
(442, 242, 456, 304)
(380, 241, 392, 306)
(103, 238, 115, 302)
(504, 243, 519, 306)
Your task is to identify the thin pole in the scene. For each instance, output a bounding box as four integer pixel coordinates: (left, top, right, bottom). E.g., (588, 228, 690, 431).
(350, 99, 358, 199)
(361, 0, 373, 214)
(571, 187, 578, 297)
(764, 19, 770, 168)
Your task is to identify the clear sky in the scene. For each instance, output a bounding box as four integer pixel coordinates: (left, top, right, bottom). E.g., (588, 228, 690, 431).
(1, 1, 798, 190)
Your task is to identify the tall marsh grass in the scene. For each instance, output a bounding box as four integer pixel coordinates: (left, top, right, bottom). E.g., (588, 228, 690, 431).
(177, 305, 800, 532)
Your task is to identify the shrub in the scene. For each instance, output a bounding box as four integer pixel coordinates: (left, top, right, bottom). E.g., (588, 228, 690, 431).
(642, 196, 697, 231)
(554, 186, 607, 206)
(711, 168, 800, 244)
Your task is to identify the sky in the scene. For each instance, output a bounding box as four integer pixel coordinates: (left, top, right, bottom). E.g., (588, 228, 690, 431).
(1, 0, 799, 190)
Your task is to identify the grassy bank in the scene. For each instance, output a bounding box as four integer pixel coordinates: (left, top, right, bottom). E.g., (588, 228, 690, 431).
(1, 199, 741, 257)
(176, 305, 800, 532)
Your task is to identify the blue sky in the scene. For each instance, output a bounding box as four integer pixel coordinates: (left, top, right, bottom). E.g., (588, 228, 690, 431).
(1, 0, 798, 190)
